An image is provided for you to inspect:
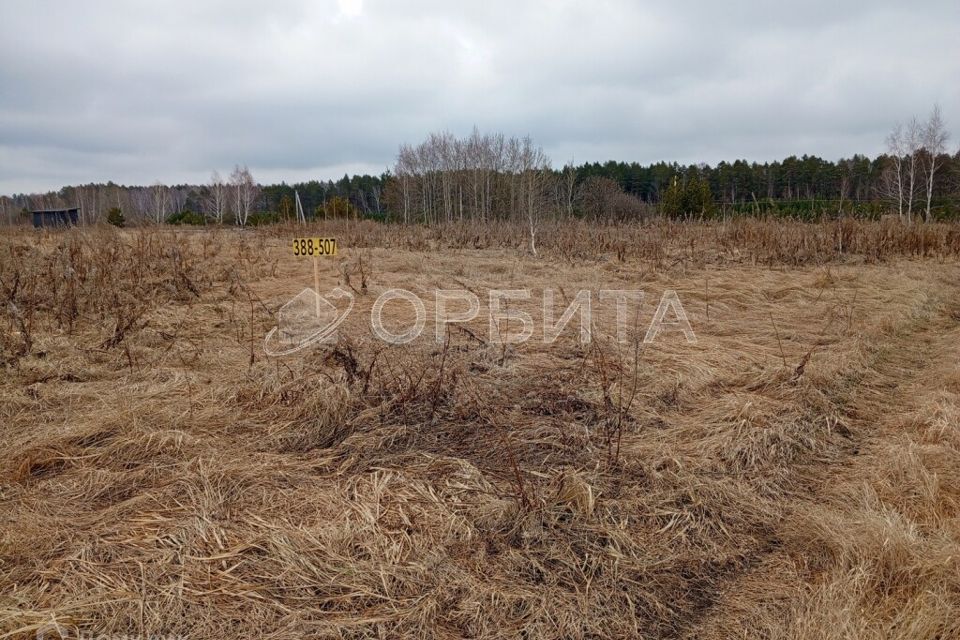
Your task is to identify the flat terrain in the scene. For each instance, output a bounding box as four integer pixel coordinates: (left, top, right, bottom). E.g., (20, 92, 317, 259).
(2, 223, 960, 638)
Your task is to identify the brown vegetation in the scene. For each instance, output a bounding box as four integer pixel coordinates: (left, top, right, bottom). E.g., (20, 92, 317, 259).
(2, 220, 960, 638)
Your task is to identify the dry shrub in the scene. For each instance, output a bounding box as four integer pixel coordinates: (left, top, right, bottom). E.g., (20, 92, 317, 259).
(259, 217, 960, 266)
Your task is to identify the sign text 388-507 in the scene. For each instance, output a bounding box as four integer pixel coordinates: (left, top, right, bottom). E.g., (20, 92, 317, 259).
(292, 237, 337, 257)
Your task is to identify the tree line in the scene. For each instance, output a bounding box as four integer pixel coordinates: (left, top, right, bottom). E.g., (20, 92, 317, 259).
(0, 166, 389, 227)
(3, 107, 957, 226)
(383, 108, 956, 223)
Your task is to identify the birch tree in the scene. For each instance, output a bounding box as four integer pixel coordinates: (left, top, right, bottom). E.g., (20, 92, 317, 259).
(208, 170, 227, 224)
(516, 136, 550, 255)
(151, 181, 170, 224)
(884, 123, 907, 219)
(904, 117, 922, 224)
(229, 165, 259, 226)
(392, 130, 552, 224)
(921, 104, 949, 222)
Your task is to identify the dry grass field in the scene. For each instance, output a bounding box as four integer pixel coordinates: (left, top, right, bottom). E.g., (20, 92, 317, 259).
(2, 219, 960, 639)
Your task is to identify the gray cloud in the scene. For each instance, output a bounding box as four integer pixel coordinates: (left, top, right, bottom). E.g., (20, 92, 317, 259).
(2, 0, 958, 193)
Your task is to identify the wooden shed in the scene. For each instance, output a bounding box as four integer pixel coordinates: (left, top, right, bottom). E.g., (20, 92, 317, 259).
(32, 207, 79, 228)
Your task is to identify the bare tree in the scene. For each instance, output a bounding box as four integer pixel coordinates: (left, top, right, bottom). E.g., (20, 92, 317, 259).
(577, 176, 621, 220)
(369, 183, 382, 217)
(904, 117, 922, 224)
(391, 129, 552, 225)
(516, 136, 550, 255)
(170, 187, 187, 215)
(208, 170, 227, 224)
(921, 104, 949, 222)
(885, 124, 906, 219)
(130, 187, 152, 222)
(395, 143, 414, 223)
(229, 165, 259, 226)
(151, 181, 170, 224)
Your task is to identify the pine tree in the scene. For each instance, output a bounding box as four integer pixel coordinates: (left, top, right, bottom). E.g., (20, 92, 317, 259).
(106, 207, 125, 227)
(661, 176, 683, 218)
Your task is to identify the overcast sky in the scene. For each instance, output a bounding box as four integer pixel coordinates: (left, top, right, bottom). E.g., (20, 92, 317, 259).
(2, 0, 958, 194)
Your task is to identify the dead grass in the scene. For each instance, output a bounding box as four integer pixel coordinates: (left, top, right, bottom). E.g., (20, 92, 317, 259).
(2, 221, 960, 638)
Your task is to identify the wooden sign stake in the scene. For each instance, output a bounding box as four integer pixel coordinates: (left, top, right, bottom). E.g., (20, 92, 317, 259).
(313, 255, 321, 317)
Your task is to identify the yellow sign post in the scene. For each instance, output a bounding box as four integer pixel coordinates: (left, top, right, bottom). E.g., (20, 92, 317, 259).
(292, 238, 338, 317)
